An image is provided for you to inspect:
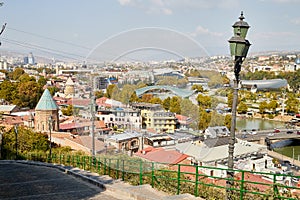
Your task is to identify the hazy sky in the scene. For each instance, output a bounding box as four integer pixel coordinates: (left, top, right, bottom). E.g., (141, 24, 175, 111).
(0, 0, 300, 62)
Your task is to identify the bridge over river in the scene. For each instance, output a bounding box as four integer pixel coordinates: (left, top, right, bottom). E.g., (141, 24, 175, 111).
(236, 129, 300, 143)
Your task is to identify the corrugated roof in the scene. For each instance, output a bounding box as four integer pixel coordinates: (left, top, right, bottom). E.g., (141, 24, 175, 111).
(35, 89, 59, 111)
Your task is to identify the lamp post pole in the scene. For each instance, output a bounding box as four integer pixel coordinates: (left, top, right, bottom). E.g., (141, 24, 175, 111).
(227, 12, 251, 199)
(48, 116, 53, 162)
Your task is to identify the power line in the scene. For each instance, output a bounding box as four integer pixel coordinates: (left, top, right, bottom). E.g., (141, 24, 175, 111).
(2, 37, 85, 61)
(7, 27, 91, 50)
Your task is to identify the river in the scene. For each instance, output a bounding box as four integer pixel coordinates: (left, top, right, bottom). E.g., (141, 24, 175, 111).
(236, 117, 286, 131)
(236, 117, 300, 160)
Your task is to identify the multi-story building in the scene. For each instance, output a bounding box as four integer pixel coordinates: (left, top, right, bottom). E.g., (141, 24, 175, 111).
(141, 109, 178, 133)
(96, 108, 141, 130)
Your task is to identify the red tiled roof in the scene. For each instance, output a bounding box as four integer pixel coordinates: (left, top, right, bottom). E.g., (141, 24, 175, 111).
(135, 147, 188, 164)
(66, 98, 90, 106)
(59, 121, 91, 130)
(235, 172, 272, 191)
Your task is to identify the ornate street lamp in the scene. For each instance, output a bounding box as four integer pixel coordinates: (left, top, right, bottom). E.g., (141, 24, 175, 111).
(227, 11, 251, 198)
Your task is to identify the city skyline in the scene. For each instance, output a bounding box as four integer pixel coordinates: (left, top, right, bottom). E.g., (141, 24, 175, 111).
(0, 0, 300, 62)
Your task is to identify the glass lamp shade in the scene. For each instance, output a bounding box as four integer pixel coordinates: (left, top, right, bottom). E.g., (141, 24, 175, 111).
(228, 36, 247, 57)
(233, 26, 249, 39)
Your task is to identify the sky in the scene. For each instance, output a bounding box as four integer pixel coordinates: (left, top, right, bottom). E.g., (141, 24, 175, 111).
(0, 0, 300, 62)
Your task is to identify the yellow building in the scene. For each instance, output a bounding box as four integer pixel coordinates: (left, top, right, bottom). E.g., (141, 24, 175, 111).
(141, 109, 177, 133)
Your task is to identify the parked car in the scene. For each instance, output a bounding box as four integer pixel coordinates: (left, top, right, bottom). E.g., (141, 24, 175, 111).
(287, 131, 293, 134)
(268, 133, 274, 136)
(274, 129, 280, 133)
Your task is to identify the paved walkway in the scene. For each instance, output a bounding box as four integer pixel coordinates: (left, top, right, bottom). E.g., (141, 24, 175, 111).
(0, 160, 203, 200)
(0, 161, 120, 200)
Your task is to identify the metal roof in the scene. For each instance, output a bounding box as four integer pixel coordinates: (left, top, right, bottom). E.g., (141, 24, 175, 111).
(35, 89, 59, 111)
(135, 85, 194, 98)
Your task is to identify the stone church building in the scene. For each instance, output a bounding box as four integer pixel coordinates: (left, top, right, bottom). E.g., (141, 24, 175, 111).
(35, 89, 59, 132)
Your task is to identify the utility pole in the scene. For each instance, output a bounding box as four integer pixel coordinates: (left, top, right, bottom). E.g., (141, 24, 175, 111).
(90, 75, 97, 157)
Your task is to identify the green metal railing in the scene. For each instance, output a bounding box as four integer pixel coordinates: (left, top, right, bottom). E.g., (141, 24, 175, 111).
(6, 152, 300, 200)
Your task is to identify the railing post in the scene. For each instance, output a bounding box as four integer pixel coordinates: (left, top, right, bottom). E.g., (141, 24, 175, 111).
(98, 158, 101, 173)
(122, 159, 125, 181)
(83, 156, 86, 170)
(273, 174, 279, 198)
(72, 155, 74, 167)
(104, 158, 107, 175)
(177, 164, 181, 195)
(108, 158, 111, 176)
(139, 160, 143, 185)
(116, 159, 120, 179)
(151, 162, 155, 188)
(194, 165, 199, 197)
(240, 171, 245, 200)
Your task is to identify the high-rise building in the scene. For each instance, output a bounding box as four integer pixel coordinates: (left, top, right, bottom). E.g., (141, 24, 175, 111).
(28, 52, 35, 65)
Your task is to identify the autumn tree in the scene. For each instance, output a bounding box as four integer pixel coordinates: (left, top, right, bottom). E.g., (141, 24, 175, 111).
(198, 109, 211, 130)
(196, 94, 211, 109)
(141, 94, 154, 103)
(191, 85, 204, 93)
(180, 99, 199, 130)
(62, 105, 79, 116)
(237, 101, 248, 114)
(169, 96, 181, 114)
(149, 97, 162, 105)
(162, 97, 171, 111)
(259, 101, 268, 114)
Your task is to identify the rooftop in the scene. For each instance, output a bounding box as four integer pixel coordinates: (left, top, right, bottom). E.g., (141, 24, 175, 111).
(35, 89, 59, 111)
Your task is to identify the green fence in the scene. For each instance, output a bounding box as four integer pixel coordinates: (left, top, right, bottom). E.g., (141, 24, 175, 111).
(6, 152, 300, 200)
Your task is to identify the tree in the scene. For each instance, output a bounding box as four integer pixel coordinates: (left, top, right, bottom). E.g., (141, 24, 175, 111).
(149, 97, 162, 104)
(141, 94, 153, 103)
(196, 94, 211, 109)
(268, 100, 278, 114)
(95, 90, 105, 98)
(105, 84, 117, 99)
(48, 86, 59, 96)
(198, 109, 211, 130)
(13, 80, 43, 108)
(129, 92, 139, 103)
(62, 105, 78, 116)
(162, 97, 171, 110)
(0, 80, 17, 102)
(38, 76, 47, 87)
(2, 126, 49, 158)
(191, 85, 204, 93)
(237, 102, 248, 114)
(259, 101, 268, 114)
(224, 114, 232, 130)
(285, 94, 299, 114)
(119, 84, 136, 105)
(180, 99, 199, 130)
(227, 92, 233, 108)
(8, 68, 25, 80)
(169, 96, 181, 114)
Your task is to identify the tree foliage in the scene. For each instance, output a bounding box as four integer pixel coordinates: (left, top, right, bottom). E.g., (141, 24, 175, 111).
(237, 101, 248, 114)
(2, 126, 49, 158)
(169, 96, 181, 114)
(196, 94, 211, 109)
(62, 104, 79, 116)
(0, 69, 44, 108)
